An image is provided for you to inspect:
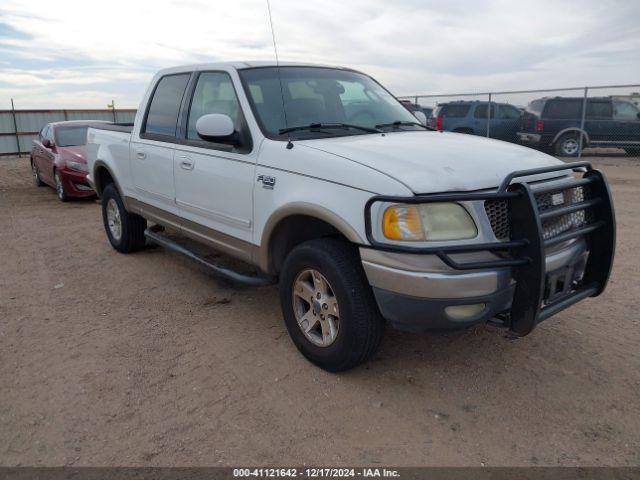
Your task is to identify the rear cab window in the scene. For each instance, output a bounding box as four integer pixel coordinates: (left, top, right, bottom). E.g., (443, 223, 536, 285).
(142, 73, 191, 139)
(586, 100, 612, 119)
(439, 104, 470, 118)
(543, 99, 583, 119)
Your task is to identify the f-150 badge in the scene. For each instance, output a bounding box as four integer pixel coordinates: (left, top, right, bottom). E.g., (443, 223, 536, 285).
(257, 174, 276, 189)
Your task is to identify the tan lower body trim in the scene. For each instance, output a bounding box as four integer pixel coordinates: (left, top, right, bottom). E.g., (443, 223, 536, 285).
(125, 197, 258, 266)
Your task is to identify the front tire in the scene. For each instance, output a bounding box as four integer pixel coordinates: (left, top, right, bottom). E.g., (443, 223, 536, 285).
(554, 133, 581, 157)
(279, 238, 385, 372)
(32, 161, 45, 187)
(54, 170, 68, 202)
(101, 183, 147, 253)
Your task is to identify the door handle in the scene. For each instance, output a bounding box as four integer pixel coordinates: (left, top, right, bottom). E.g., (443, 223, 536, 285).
(178, 155, 194, 170)
(136, 151, 146, 160)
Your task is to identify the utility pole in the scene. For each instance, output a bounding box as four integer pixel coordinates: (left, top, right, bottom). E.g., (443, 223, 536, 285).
(107, 100, 116, 122)
(11, 98, 21, 158)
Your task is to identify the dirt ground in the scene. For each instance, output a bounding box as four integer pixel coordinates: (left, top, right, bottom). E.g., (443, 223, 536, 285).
(0, 155, 638, 467)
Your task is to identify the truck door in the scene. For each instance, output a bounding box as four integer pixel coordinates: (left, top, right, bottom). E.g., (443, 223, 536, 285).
(130, 73, 191, 209)
(472, 103, 498, 138)
(495, 104, 522, 143)
(173, 71, 256, 246)
(585, 99, 613, 144)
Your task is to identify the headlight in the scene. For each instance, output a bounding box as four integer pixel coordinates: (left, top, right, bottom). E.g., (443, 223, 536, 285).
(381, 202, 477, 242)
(67, 161, 88, 173)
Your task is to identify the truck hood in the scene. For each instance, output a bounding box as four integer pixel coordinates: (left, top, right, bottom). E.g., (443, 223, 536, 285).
(298, 131, 564, 194)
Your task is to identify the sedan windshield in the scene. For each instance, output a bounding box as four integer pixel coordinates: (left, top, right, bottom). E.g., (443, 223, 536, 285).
(239, 67, 424, 139)
(55, 126, 89, 147)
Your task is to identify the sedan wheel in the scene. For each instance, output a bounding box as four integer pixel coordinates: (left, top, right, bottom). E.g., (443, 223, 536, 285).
(32, 163, 45, 187)
(54, 171, 68, 201)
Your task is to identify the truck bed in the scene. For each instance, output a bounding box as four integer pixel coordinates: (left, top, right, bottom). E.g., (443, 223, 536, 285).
(90, 123, 134, 134)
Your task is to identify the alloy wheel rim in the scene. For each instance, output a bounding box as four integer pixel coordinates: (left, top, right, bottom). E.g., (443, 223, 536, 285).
(106, 198, 122, 241)
(563, 138, 579, 155)
(292, 269, 340, 347)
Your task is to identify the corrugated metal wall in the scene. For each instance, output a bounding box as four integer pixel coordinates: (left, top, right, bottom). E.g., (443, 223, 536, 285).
(0, 109, 136, 156)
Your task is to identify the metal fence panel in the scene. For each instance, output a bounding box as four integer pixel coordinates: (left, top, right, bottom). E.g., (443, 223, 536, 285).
(0, 109, 136, 156)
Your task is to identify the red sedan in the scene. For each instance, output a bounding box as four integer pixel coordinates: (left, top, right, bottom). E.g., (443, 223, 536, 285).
(30, 121, 104, 201)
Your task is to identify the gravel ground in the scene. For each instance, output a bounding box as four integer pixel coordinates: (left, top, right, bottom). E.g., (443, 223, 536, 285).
(0, 155, 638, 467)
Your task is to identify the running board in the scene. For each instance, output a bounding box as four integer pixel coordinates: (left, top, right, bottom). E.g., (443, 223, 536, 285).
(144, 226, 275, 286)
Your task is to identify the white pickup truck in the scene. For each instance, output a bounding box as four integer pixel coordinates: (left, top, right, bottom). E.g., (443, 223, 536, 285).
(86, 62, 615, 371)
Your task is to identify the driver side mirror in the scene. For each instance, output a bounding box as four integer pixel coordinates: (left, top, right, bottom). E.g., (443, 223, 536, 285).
(196, 114, 235, 140)
(42, 139, 53, 148)
(413, 111, 427, 125)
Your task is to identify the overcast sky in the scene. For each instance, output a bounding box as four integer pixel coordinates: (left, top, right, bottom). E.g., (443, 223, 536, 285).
(0, 0, 639, 109)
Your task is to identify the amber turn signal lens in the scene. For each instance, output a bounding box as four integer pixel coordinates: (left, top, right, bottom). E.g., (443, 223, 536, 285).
(382, 205, 425, 241)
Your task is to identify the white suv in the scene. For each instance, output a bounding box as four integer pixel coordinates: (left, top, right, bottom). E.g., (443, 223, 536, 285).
(86, 62, 616, 371)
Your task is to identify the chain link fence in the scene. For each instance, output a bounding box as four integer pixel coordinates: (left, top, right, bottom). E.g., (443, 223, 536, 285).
(399, 84, 640, 160)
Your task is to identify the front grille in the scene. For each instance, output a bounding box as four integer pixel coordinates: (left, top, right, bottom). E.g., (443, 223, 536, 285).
(536, 185, 592, 240)
(484, 199, 510, 240)
(484, 184, 593, 241)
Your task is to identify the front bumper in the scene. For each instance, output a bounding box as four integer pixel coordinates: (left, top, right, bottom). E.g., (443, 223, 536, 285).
(362, 238, 588, 332)
(60, 167, 95, 197)
(362, 161, 615, 336)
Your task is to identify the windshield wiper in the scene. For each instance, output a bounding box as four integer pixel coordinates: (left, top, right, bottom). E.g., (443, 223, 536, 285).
(375, 120, 431, 130)
(279, 123, 382, 135)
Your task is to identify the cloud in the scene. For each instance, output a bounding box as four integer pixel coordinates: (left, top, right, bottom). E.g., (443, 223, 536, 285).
(0, 0, 639, 108)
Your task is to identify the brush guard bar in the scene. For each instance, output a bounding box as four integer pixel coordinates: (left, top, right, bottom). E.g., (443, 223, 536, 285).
(364, 161, 616, 335)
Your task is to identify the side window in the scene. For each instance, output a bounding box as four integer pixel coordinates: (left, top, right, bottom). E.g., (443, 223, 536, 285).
(186, 71, 250, 151)
(187, 72, 250, 153)
(144, 73, 190, 137)
(586, 101, 612, 119)
(543, 99, 583, 119)
(440, 104, 470, 118)
(613, 101, 640, 120)
(474, 103, 496, 119)
(498, 105, 521, 119)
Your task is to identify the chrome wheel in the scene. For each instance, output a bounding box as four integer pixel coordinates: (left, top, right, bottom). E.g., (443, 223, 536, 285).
(561, 138, 579, 156)
(292, 269, 340, 347)
(106, 198, 122, 241)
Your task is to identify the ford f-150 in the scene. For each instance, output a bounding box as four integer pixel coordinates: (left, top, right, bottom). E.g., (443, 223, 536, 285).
(86, 62, 615, 372)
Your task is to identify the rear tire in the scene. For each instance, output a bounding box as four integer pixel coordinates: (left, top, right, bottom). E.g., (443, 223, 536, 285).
(554, 133, 581, 157)
(101, 183, 147, 253)
(279, 238, 385, 372)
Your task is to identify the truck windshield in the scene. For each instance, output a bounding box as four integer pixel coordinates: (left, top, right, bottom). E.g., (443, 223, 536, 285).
(55, 126, 89, 147)
(239, 67, 424, 139)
